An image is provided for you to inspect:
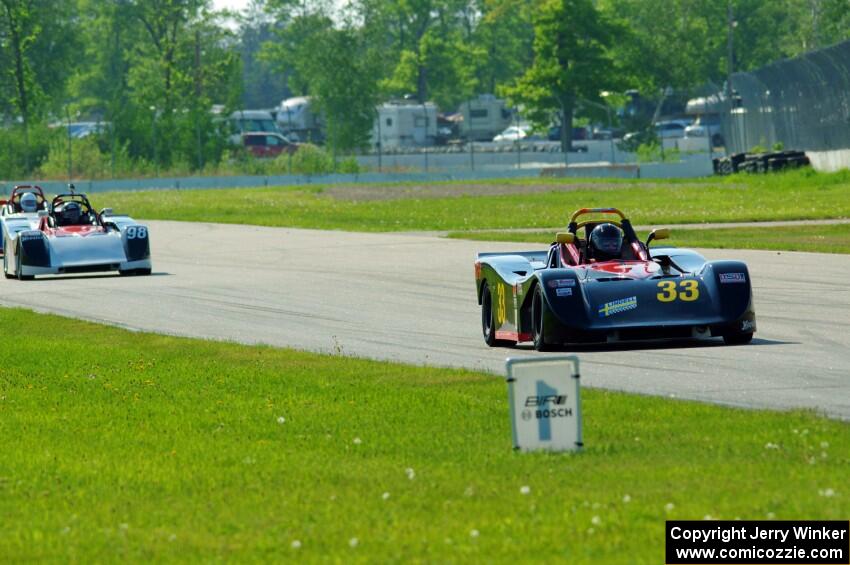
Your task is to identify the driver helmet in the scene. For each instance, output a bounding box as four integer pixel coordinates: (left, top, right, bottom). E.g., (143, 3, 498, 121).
(61, 201, 82, 225)
(589, 223, 623, 261)
(20, 192, 38, 213)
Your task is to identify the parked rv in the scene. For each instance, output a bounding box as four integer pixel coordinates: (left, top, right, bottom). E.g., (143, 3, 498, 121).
(460, 94, 513, 141)
(373, 101, 438, 148)
(276, 96, 323, 143)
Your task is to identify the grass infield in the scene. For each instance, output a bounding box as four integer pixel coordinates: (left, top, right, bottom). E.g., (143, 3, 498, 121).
(0, 308, 847, 562)
(448, 223, 850, 255)
(98, 168, 850, 233)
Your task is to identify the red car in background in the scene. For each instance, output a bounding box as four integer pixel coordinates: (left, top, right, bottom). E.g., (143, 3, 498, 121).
(242, 132, 298, 158)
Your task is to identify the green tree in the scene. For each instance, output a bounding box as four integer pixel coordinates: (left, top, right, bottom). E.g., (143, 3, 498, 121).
(70, 0, 240, 171)
(264, 3, 381, 155)
(506, 0, 618, 152)
(466, 0, 534, 96)
(355, 0, 478, 110)
(238, 0, 290, 108)
(0, 0, 77, 171)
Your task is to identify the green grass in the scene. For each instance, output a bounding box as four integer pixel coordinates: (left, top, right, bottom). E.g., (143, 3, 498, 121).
(98, 168, 850, 232)
(1, 308, 847, 562)
(448, 223, 850, 254)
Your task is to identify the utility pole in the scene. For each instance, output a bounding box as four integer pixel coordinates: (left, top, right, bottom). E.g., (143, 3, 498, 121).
(376, 107, 382, 173)
(194, 29, 203, 171)
(422, 102, 429, 172)
(150, 106, 158, 177)
(287, 105, 293, 173)
(727, 1, 735, 96)
(467, 99, 475, 171)
(65, 105, 73, 183)
(515, 107, 521, 170)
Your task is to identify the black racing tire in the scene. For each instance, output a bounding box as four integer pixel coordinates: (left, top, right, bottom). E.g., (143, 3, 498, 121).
(15, 241, 33, 281)
(531, 284, 554, 351)
(723, 332, 753, 345)
(119, 268, 152, 276)
(481, 281, 511, 347)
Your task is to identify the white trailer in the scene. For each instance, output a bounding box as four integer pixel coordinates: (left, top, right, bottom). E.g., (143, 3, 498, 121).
(459, 94, 514, 141)
(372, 101, 438, 148)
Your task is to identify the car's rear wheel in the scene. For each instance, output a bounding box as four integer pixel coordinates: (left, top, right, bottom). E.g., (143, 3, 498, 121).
(723, 332, 753, 345)
(481, 281, 510, 347)
(532, 284, 554, 351)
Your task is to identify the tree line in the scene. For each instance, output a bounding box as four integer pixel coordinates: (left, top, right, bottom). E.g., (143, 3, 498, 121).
(2, 0, 848, 178)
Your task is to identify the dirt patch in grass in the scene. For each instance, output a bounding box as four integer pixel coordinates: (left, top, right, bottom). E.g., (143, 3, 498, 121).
(317, 180, 724, 201)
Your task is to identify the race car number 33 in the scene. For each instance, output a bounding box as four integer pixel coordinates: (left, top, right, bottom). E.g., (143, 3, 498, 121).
(656, 280, 699, 302)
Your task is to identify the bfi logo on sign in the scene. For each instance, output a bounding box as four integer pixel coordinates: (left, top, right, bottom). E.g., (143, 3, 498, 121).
(506, 356, 582, 452)
(525, 395, 568, 407)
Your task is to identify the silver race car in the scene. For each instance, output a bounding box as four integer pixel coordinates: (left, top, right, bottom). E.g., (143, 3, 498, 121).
(3, 191, 151, 280)
(0, 185, 50, 255)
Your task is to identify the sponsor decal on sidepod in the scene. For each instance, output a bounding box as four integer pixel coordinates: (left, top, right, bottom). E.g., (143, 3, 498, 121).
(556, 287, 573, 297)
(598, 296, 638, 318)
(548, 279, 577, 288)
(719, 272, 747, 284)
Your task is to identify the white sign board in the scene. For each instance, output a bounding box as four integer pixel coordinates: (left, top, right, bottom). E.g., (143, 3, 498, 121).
(506, 356, 582, 452)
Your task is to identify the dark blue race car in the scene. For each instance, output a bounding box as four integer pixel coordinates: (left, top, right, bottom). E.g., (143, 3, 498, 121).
(474, 208, 756, 350)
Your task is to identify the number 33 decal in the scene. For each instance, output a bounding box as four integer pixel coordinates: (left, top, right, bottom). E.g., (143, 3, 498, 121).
(656, 280, 699, 302)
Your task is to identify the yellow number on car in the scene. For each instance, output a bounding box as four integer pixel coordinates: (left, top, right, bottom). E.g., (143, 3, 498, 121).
(496, 284, 506, 325)
(656, 280, 677, 302)
(656, 280, 700, 302)
(679, 279, 699, 301)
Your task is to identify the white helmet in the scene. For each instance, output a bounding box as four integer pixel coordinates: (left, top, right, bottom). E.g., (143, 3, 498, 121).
(20, 192, 38, 213)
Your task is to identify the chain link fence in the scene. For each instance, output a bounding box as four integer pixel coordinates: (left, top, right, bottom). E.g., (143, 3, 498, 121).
(722, 39, 850, 156)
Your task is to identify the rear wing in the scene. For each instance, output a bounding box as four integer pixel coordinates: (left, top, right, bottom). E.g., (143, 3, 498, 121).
(475, 250, 549, 283)
(101, 213, 139, 230)
(476, 251, 548, 262)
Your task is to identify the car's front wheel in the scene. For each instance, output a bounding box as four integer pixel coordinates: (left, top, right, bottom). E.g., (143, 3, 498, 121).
(723, 332, 753, 345)
(3, 245, 13, 279)
(120, 268, 152, 276)
(532, 284, 554, 351)
(15, 241, 33, 281)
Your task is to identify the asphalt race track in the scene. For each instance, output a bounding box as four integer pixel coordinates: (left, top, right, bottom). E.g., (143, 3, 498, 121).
(2, 220, 849, 419)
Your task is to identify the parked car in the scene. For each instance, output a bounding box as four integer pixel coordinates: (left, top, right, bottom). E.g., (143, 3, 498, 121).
(548, 126, 590, 142)
(618, 130, 656, 152)
(684, 114, 724, 147)
(242, 132, 298, 158)
(653, 121, 687, 139)
(493, 126, 528, 143)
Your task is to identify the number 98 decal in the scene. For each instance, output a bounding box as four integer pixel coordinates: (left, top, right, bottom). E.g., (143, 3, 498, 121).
(656, 279, 700, 302)
(125, 226, 148, 239)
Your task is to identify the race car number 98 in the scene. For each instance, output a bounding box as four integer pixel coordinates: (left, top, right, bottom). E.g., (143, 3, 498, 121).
(656, 280, 699, 302)
(126, 226, 148, 239)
